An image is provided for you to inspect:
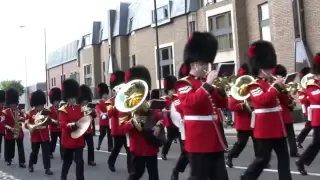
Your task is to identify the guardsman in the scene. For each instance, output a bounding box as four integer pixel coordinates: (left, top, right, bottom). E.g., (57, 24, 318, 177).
(117, 65, 163, 180)
(296, 53, 320, 175)
(174, 32, 229, 180)
(296, 67, 312, 148)
(226, 63, 258, 168)
(96, 82, 113, 151)
(25, 90, 53, 175)
(240, 41, 292, 180)
(161, 75, 181, 161)
(272, 64, 300, 157)
(2, 88, 26, 167)
(0, 90, 5, 158)
(77, 84, 97, 166)
(59, 79, 85, 180)
(48, 87, 63, 159)
(171, 63, 190, 180)
(107, 70, 131, 173)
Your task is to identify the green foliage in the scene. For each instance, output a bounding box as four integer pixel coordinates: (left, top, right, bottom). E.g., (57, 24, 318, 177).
(0, 80, 25, 96)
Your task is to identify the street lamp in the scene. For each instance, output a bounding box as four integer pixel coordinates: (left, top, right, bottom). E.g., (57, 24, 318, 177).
(153, 0, 162, 93)
(19, 26, 29, 109)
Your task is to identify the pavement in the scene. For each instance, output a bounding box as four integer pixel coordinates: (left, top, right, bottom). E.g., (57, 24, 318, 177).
(0, 128, 319, 180)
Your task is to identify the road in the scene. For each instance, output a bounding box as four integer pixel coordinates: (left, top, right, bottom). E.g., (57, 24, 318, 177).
(0, 133, 319, 180)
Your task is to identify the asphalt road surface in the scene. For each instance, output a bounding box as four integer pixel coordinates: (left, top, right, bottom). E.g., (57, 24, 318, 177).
(0, 133, 319, 180)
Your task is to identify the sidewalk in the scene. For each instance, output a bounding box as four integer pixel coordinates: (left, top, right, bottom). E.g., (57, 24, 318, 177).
(223, 122, 310, 136)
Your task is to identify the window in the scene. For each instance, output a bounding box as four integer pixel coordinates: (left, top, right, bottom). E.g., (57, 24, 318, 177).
(152, 5, 169, 23)
(129, 18, 133, 32)
(259, 3, 271, 41)
(156, 46, 174, 79)
(84, 64, 92, 86)
(84, 34, 91, 46)
(100, 29, 103, 40)
(60, 74, 66, 83)
(208, 12, 233, 51)
(207, 0, 225, 4)
(102, 61, 106, 82)
(132, 55, 136, 67)
(70, 72, 80, 83)
(189, 21, 196, 35)
(198, 0, 204, 8)
(51, 77, 56, 87)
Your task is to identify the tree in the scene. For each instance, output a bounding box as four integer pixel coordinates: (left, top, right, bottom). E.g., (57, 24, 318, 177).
(0, 80, 25, 96)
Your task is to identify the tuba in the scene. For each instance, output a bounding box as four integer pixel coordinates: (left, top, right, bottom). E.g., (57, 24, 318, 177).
(230, 75, 256, 111)
(300, 73, 314, 89)
(28, 109, 51, 132)
(115, 79, 166, 147)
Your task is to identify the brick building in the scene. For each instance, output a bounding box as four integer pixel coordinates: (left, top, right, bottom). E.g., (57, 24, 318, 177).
(46, 0, 320, 93)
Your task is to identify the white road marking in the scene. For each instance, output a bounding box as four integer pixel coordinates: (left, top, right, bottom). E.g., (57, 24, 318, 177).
(0, 171, 21, 180)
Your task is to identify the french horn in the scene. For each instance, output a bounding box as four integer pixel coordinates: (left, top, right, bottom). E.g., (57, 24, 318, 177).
(230, 75, 256, 111)
(28, 109, 51, 132)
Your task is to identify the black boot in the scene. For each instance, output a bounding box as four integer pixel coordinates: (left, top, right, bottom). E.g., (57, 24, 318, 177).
(297, 142, 303, 149)
(171, 170, 179, 180)
(6, 161, 12, 166)
(108, 163, 116, 172)
(28, 164, 34, 172)
(45, 169, 53, 175)
(161, 154, 167, 160)
(295, 160, 307, 175)
(226, 156, 233, 168)
(49, 154, 54, 159)
(290, 152, 301, 157)
(96, 142, 101, 151)
(19, 163, 26, 168)
(88, 161, 96, 166)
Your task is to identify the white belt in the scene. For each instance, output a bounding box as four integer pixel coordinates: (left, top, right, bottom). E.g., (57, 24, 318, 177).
(179, 119, 185, 140)
(301, 105, 306, 114)
(251, 106, 282, 128)
(184, 115, 217, 121)
(307, 105, 320, 121)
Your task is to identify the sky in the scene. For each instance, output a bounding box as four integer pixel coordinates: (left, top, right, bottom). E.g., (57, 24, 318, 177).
(0, 0, 132, 87)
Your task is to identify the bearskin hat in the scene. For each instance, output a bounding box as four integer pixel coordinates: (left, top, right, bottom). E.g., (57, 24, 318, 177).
(77, 84, 92, 104)
(164, 75, 177, 93)
(300, 67, 311, 79)
(184, 32, 218, 64)
(0, 90, 5, 103)
(49, 87, 61, 104)
(238, 63, 250, 76)
(178, 63, 191, 79)
(150, 89, 160, 100)
(30, 90, 46, 107)
(271, 64, 287, 77)
(110, 71, 125, 90)
(5, 88, 19, 105)
(125, 65, 152, 90)
(97, 83, 109, 98)
(61, 79, 79, 102)
(312, 53, 320, 75)
(248, 40, 277, 76)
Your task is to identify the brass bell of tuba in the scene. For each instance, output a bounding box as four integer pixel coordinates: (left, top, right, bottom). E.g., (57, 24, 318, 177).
(230, 75, 255, 111)
(300, 73, 314, 89)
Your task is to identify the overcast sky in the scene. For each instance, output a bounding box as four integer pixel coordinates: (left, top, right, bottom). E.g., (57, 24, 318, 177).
(0, 0, 132, 86)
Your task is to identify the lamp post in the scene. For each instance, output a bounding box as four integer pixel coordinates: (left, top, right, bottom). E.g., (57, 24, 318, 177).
(153, 0, 162, 93)
(19, 26, 29, 110)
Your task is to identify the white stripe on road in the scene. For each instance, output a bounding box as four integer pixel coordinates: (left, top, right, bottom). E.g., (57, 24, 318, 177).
(225, 135, 312, 139)
(0, 171, 21, 180)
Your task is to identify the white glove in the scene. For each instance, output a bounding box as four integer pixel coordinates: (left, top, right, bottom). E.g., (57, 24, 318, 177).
(102, 113, 108, 120)
(1, 115, 5, 121)
(67, 122, 76, 127)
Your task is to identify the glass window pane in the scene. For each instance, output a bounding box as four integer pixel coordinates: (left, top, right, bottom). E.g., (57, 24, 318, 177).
(162, 65, 170, 79)
(262, 26, 271, 41)
(216, 15, 225, 29)
(161, 48, 169, 60)
(229, 33, 233, 49)
(216, 34, 228, 50)
(260, 3, 269, 20)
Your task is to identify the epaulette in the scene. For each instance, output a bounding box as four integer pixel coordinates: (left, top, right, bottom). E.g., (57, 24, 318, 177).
(176, 76, 191, 86)
(2, 109, 7, 115)
(106, 105, 113, 111)
(58, 104, 67, 114)
(119, 115, 129, 124)
(105, 97, 113, 105)
(160, 96, 167, 100)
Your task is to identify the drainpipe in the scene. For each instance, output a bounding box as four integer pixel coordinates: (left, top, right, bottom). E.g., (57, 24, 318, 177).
(296, 0, 313, 63)
(185, 0, 189, 37)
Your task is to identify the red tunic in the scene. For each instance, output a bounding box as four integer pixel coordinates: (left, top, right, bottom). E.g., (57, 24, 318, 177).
(248, 79, 286, 139)
(111, 110, 129, 136)
(160, 95, 178, 128)
(229, 96, 252, 130)
(85, 110, 97, 134)
(0, 107, 5, 134)
(298, 89, 310, 117)
(96, 99, 109, 127)
(278, 93, 294, 124)
(59, 104, 85, 149)
(305, 80, 320, 127)
(25, 109, 50, 142)
(175, 76, 228, 153)
(116, 112, 160, 156)
(2, 108, 24, 140)
(49, 106, 61, 132)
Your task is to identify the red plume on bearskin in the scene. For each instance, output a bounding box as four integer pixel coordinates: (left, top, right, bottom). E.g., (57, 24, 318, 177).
(238, 63, 250, 76)
(312, 53, 320, 74)
(30, 90, 46, 107)
(49, 87, 61, 104)
(178, 63, 190, 79)
(110, 71, 125, 90)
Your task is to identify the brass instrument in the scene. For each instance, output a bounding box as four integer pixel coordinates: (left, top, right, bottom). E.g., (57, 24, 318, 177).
(230, 75, 256, 111)
(271, 75, 299, 94)
(112, 83, 126, 94)
(71, 103, 96, 139)
(11, 109, 24, 139)
(28, 109, 51, 132)
(300, 73, 314, 89)
(212, 75, 237, 95)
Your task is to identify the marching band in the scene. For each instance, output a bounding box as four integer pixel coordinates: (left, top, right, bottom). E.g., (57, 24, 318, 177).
(0, 31, 319, 180)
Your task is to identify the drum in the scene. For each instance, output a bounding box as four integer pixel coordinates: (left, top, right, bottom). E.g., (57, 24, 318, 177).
(170, 103, 182, 128)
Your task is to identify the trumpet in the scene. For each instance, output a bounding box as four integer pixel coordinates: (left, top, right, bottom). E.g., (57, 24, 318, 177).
(203, 70, 237, 94)
(270, 75, 299, 94)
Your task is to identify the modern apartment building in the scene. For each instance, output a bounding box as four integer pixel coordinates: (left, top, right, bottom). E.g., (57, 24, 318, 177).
(46, 0, 320, 92)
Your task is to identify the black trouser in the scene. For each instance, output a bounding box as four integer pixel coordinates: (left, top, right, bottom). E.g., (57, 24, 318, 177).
(61, 147, 84, 180)
(162, 127, 181, 155)
(0, 133, 3, 154)
(218, 122, 228, 148)
(173, 140, 189, 173)
(298, 126, 320, 166)
(98, 126, 113, 149)
(128, 155, 159, 180)
(84, 133, 94, 163)
(296, 119, 312, 144)
(50, 131, 63, 158)
(285, 123, 298, 155)
(108, 136, 131, 172)
(241, 138, 292, 180)
(92, 120, 96, 136)
(188, 151, 229, 180)
(29, 141, 51, 169)
(4, 138, 26, 164)
(228, 130, 258, 158)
